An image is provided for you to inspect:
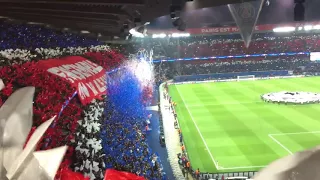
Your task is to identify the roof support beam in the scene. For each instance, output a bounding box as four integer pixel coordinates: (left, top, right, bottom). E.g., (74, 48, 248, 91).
(0, 3, 130, 16)
(0, 7, 127, 17)
(0, 0, 144, 6)
(2, 18, 118, 36)
(0, 12, 120, 25)
(0, 8, 121, 21)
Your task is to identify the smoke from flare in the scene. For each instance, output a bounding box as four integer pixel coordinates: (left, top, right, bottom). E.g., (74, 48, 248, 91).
(125, 58, 154, 90)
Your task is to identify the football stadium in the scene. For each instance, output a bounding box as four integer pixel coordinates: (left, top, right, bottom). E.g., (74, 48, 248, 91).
(1, 0, 320, 180)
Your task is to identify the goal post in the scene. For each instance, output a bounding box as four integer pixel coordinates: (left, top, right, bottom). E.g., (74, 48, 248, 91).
(237, 75, 255, 81)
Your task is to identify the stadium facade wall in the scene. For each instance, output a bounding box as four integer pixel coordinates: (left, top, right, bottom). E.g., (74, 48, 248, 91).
(174, 70, 290, 82)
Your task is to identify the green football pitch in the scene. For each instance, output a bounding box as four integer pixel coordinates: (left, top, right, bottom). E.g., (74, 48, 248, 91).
(168, 76, 320, 173)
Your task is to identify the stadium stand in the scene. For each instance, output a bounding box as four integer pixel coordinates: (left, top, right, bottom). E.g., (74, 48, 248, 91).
(168, 33, 320, 58)
(304, 62, 320, 75)
(175, 56, 308, 75)
(154, 56, 310, 82)
(0, 20, 102, 50)
(117, 32, 320, 60)
(0, 20, 163, 180)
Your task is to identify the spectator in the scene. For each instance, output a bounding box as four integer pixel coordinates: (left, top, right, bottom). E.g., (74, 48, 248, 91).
(186, 161, 190, 171)
(195, 168, 200, 179)
(181, 145, 185, 152)
(182, 167, 186, 177)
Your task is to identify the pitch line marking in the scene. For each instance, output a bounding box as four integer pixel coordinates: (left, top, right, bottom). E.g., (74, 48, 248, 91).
(176, 86, 320, 169)
(269, 131, 320, 136)
(175, 85, 220, 170)
(229, 131, 320, 170)
(268, 134, 293, 155)
(219, 165, 266, 170)
(187, 101, 263, 107)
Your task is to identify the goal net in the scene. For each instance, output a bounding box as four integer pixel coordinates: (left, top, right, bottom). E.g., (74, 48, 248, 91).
(237, 75, 255, 81)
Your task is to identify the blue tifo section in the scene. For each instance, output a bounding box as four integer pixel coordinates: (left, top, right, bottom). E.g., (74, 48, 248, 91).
(107, 67, 145, 117)
(101, 68, 166, 179)
(174, 70, 290, 82)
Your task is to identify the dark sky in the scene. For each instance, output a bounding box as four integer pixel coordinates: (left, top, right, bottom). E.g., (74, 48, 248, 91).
(148, 0, 320, 29)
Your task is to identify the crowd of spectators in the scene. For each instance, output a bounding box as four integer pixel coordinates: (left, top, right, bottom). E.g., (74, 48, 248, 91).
(84, 51, 125, 71)
(0, 19, 102, 50)
(0, 57, 82, 176)
(167, 33, 320, 58)
(114, 32, 320, 60)
(75, 50, 164, 180)
(73, 99, 106, 180)
(304, 62, 320, 75)
(154, 56, 311, 80)
(177, 56, 310, 75)
(0, 19, 162, 180)
(102, 100, 164, 179)
(98, 63, 164, 180)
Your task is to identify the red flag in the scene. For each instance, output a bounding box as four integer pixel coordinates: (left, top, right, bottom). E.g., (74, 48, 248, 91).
(104, 169, 145, 180)
(58, 168, 90, 180)
(37, 56, 107, 105)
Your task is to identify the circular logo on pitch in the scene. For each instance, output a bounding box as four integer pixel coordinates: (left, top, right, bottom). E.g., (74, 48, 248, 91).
(261, 91, 320, 104)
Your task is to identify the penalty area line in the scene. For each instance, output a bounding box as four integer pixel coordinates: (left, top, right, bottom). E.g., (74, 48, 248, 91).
(219, 165, 266, 170)
(175, 85, 220, 170)
(268, 134, 293, 155)
(187, 101, 263, 107)
(269, 131, 320, 136)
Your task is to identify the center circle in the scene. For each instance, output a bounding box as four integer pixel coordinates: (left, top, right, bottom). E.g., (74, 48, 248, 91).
(261, 91, 320, 104)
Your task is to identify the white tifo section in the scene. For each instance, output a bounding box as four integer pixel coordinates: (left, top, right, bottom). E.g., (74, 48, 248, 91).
(0, 79, 4, 91)
(237, 75, 255, 81)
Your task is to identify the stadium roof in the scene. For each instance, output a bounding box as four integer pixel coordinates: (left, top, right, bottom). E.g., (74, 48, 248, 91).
(0, 0, 254, 40)
(0, 0, 319, 40)
(149, 0, 320, 29)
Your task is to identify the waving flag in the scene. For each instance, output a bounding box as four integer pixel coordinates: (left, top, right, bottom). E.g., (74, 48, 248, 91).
(228, 0, 264, 48)
(59, 168, 90, 180)
(104, 169, 145, 180)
